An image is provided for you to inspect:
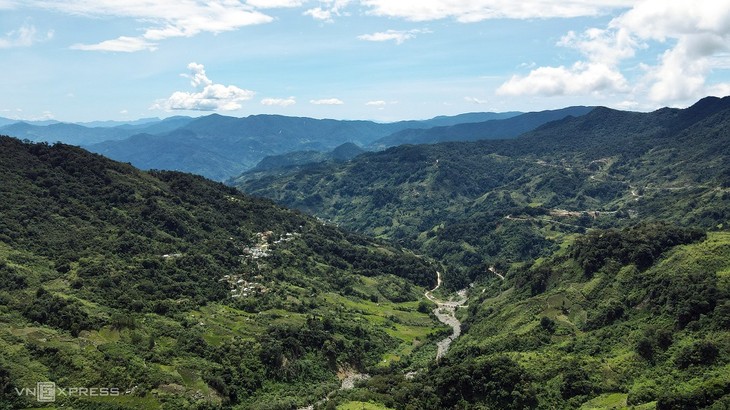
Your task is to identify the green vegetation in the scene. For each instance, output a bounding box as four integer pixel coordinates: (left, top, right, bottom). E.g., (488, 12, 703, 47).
(2, 96, 730, 409)
(0, 136, 441, 409)
(237, 96, 730, 409)
(322, 230, 729, 409)
(236, 96, 730, 289)
(370, 106, 592, 148)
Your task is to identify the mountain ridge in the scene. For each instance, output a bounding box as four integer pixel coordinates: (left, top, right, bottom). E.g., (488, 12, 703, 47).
(369, 106, 594, 149)
(235, 96, 730, 286)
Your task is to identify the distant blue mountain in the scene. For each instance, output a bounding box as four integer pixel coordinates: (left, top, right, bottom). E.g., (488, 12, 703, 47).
(0, 117, 60, 127)
(1, 110, 526, 181)
(75, 117, 162, 128)
(84, 111, 517, 181)
(370, 106, 594, 149)
(0, 116, 194, 146)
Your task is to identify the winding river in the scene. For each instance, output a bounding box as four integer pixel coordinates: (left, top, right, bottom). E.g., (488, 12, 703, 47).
(424, 271, 468, 359)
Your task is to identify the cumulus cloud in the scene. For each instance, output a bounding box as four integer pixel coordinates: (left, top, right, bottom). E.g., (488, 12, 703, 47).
(153, 63, 255, 111)
(498, 0, 730, 106)
(0, 22, 53, 48)
(497, 62, 629, 96)
(358, 29, 430, 45)
(304, 7, 333, 21)
(310, 98, 344, 105)
(360, 0, 634, 22)
(27, 1, 273, 52)
(261, 97, 297, 107)
(616, 0, 730, 103)
(304, 0, 351, 22)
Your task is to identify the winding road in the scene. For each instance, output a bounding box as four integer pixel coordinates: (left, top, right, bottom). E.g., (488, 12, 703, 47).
(425, 271, 468, 359)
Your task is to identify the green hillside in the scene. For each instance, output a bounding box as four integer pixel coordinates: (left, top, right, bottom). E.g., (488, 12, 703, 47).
(235, 96, 730, 288)
(328, 227, 729, 409)
(233, 96, 730, 408)
(0, 136, 442, 409)
(2, 96, 729, 410)
(369, 106, 593, 149)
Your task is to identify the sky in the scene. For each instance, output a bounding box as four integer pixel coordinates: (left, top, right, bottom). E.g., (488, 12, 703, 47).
(1, 0, 730, 123)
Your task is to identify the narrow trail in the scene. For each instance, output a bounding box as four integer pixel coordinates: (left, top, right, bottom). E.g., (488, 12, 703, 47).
(425, 271, 468, 359)
(488, 266, 505, 281)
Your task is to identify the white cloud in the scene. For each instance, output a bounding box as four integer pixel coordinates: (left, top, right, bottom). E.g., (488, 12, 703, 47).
(153, 62, 255, 111)
(304, 7, 333, 21)
(464, 96, 488, 104)
(0, 22, 53, 48)
(183, 62, 213, 87)
(310, 98, 344, 105)
(71, 36, 156, 52)
(304, 0, 351, 22)
(261, 97, 297, 106)
(498, 0, 730, 106)
(32, 1, 273, 52)
(557, 27, 637, 66)
(365, 100, 397, 110)
(497, 62, 629, 96)
(615, 0, 730, 104)
(358, 29, 430, 45)
(247, 0, 303, 8)
(360, 0, 634, 22)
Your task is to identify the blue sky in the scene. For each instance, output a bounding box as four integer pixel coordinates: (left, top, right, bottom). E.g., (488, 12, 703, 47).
(1, 0, 729, 122)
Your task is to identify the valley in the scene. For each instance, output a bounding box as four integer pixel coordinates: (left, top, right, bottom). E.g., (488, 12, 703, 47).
(0, 96, 728, 410)
(423, 271, 468, 360)
(4, 1, 730, 408)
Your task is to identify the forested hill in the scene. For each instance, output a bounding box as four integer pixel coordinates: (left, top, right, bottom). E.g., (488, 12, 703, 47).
(0, 136, 440, 409)
(369, 106, 594, 149)
(236, 96, 730, 286)
(231, 96, 730, 409)
(343, 224, 730, 409)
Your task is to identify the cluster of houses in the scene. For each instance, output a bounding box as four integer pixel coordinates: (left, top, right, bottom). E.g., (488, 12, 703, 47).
(219, 274, 267, 299)
(220, 230, 301, 298)
(240, 231, 300, 260)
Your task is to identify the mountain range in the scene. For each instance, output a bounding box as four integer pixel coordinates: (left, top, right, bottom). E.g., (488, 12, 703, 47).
(368, 106, 594, 149)
(231, 95, 730, 408)
(0, 95, 728, 409)
(0, 108, 601, 182)
(235, 96, 730, 285)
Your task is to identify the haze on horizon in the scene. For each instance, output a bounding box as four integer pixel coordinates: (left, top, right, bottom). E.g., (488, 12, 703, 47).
(1, 0, 729, 123)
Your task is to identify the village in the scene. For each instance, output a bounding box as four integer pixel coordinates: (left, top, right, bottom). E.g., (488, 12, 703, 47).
(219, 230, 301, 298)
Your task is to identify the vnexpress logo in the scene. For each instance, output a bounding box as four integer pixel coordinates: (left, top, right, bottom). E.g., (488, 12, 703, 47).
(36, 381, 56, 402)
(16, 382, 120, 402)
